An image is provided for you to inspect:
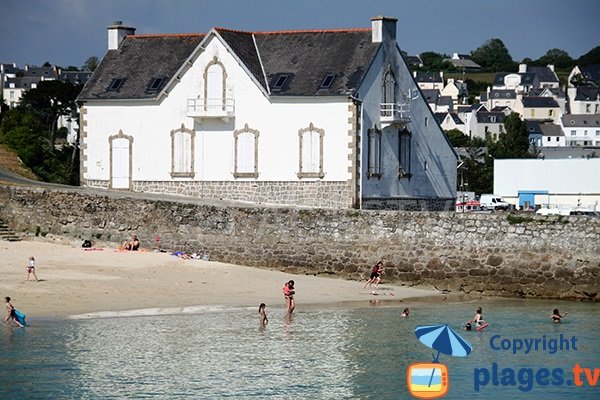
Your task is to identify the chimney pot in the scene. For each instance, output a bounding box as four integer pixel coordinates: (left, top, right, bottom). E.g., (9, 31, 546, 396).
(108, 21, 136, 50)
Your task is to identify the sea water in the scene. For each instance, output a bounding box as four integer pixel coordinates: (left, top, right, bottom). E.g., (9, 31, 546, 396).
(1, 298, 598, 399)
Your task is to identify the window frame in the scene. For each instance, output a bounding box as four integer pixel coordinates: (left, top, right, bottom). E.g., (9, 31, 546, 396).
(170, 124, 196, 178)
(297, 122, 325, 179)
(233, 123, 260, 179)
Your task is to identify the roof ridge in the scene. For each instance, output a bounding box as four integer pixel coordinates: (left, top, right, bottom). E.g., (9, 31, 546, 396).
(131, 33, 205, 38)
(216, 27, 371, 35)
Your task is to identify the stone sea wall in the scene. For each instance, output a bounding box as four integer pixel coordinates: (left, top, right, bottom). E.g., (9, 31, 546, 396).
(1, 185, 598, 301)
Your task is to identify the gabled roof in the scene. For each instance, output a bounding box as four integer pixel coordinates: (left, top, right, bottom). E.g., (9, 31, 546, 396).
(561, 114, 600, 127)
(525, 120, 542, 134)
(522, 96, 559, 108)
(79, 27, 380, 100)
(437, 95, 454, 109)
(493, 72, 538, 87)
(528, 87, 565, 98)
(526, 65, 559, 83)
(79, 34, 205, 100)
(446, 58, 481, 69)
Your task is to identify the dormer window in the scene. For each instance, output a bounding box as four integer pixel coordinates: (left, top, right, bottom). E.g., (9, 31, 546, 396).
(320, 74, 336, 89)
(108, 78, 125, 91)
(272, 74, 290, 91)
(147, 77, 165, 92)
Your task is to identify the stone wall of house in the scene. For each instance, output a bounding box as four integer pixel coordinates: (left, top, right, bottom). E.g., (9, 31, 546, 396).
(1, 184, 598, 301)
(85, 180, 353, 208)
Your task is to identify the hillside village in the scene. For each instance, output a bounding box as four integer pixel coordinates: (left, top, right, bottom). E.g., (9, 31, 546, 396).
(1, 17, 599, 212)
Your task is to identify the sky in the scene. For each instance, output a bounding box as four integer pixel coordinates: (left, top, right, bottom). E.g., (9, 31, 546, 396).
(1, 0, 599, 69)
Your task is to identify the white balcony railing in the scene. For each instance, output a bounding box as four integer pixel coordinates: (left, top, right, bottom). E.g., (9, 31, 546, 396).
(187, 98, 235, 121)
(380, 102, 411, 125)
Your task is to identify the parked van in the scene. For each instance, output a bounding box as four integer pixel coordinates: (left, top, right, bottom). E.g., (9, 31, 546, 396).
(479, 194, 509, 211)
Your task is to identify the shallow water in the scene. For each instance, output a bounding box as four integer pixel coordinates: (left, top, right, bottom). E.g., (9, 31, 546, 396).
(1, 299, 599, 399)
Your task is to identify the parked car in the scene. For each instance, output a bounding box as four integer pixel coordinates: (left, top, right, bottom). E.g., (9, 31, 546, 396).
(479, 194, 510, 211)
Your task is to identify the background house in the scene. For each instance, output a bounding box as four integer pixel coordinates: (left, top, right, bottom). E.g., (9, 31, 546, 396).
(78, 17, 457, 210)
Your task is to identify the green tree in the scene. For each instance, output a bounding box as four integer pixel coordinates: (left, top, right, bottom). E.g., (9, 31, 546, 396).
(445, 129, 470, 147)
(19, 80, 82, 147)
(489, 113, 532, 159)
(0, 108, 78, 185)
(82, 56, 99, 72)
(419, 51, 451, 71)
(577, 46, 600, 66)
(535, 48, 574, 69)
(471, 38, 516, 72)
(460, 147, 493, 196)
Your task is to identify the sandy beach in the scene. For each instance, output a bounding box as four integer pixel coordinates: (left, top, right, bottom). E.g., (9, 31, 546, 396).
(1, 239, 439, 319)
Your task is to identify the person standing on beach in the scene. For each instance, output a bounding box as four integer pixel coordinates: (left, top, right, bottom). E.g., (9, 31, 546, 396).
(364, 261, 384, 289)
(259, 303, 268, 326)
(26, 256, 39, 281)
(4, 297, 24, 328)
(283, 280, 295, 314)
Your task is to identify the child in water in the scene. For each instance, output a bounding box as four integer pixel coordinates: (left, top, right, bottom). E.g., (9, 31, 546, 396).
(4, 297, 24, 328)
(401, 308, 409, 318)
(258, 303, 268, 325)
(550, 308, 567, 323)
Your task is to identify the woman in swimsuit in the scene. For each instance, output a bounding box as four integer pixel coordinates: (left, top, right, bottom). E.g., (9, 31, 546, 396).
(26, 256, 39, 281)
(283, 280, 295, 314)
(258, 303, 268, 326)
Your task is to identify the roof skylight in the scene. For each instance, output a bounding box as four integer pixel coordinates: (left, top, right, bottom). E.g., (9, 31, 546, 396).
(320, 74, 336, 89)
(107, 78, 125, 91)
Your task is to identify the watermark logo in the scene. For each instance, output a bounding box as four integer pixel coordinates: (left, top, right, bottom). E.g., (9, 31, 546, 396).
(408, 324, 472, 399)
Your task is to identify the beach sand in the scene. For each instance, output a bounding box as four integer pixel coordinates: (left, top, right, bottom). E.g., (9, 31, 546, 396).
(1, 239, 440, 319)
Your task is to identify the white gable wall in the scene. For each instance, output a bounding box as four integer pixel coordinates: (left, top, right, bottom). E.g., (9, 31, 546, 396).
(82, 33, 353, 206)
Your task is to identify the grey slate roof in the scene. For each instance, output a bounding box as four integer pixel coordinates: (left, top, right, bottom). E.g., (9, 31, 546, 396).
(493, 72, 538, 87)
(435, 112, 464, 126)
(3, 76, 41, 89)
(538, 123, 563, 137)
(579, 64, 600, 82)
(437, 95, 454, 110)
(538, 147, 599, 159)
(79, 34, 205, 100)
(574, 86, 600, 101)
(476, 111, 506, 123)
(58, 71, 92, 85)
(561, 114, 600, 127)
(79, 27, 380, 100)
(526, 66, 559, 83)
(414, 71, 443, 83)
(253, 29, 378, 96)
(421, 89, 439, 104)
(522, 96, 559, 108)
(489, 89, 516, 99)
(445, 58, 481, 69)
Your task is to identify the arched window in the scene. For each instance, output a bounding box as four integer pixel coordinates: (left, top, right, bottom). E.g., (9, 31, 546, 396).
(234, 123, 259, 178)
(170, 124, 195, 178)
(203, 57, 227, 112)
(382, 66, 396, 116)
(297, 123, 324, 179)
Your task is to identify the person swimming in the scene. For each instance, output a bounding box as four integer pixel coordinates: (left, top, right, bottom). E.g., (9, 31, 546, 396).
(258, 303, 268, 326)
(401, 308, 409, 318)
(550, 308, 567, 323)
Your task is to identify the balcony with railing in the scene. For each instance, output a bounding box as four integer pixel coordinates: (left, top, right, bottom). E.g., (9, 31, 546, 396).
(380, 102, 411, 127)
(187, 98, 235, 122)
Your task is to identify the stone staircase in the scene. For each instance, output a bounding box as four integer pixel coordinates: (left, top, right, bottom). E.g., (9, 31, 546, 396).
(0, 219, 21, 242)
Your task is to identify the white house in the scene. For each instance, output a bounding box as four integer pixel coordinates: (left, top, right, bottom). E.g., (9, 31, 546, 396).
(77, 17, 457, 210)
(560, 114, 600, 147)
(567, 86, 600, 115)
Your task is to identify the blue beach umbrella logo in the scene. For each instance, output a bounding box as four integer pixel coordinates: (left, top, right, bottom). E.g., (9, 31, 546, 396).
(415, 324, 472, 361)
(407, 324, 472, 399)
